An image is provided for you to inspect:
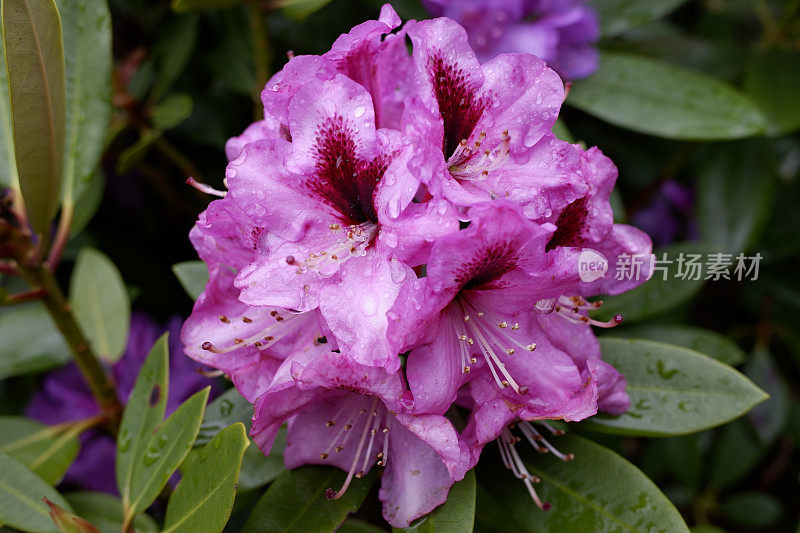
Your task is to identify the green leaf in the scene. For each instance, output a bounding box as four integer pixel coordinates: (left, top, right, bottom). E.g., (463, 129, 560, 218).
(582, 338, 768, 437)
(0, 302, 70, 379)
(0, 416, 87, 485)
(278, 0, 334, 20)
(695, 140, 774, 256)
(127, 387, 210, 516)
(150, 15, 198, 101)
(0, 30, 18, 189)
(744, 348, 789, 446)
(1, 0, 66, 236)
(172, 260, 208, 301)
(116, 334, 170, 505)
(567, 52, 765, 140)
(244, 466, 375, 533)
(69, 170, 104, 235)
(594, 242, 714, 323)
(69, 248, 131, 362)
(605, 325, 746, 366)
(196, 388, 252, 446)
(721, 492, 782, 530)
(551, 119, 574, 143)
(151, 93, 193, 131)
(708, 419, 764, 490)
(589, 0, 690, 37)
(481, 434, 688, 532)
(744, 48, 800, 136)
(0, 450, 72, 533)
(63, 492, 158, 533)
(55, 0, 111, 210)
(163, 422, 249, 533)
(171, 0, 242, 13)
(395, 470, 475, 533)
(45, 498, 99, 533)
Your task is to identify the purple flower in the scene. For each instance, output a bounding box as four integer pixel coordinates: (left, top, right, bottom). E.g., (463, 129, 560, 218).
(27, 313, 219, 494)
(421, 0, 600, 80)
(403, 17, 588, 215)
(228, 72, 457, 372)
(249, 347, 470, 528)
(631, 180, 697, 247)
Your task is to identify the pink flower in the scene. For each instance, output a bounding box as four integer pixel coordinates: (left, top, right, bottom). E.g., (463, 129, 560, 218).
(250, 349, 470, 528)
(403, 17, 588, 216)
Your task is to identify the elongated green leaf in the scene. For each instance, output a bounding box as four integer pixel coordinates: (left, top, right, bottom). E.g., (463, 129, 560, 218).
(0, 32, 18, 189)
(745, 348, 789, 446)
(744, 49, 800, 136)
(63, 492, 158, 533)
(171, 0, 242, 13)
(55, 0, 111, 209)
(1, 0, 65, 235)
(696, 140, 774, 256)
(279, 0, 334, 20)
(172, 260, 209, 301)
(0, 302, 70, 379)
(164, 422, 249, 533)
(196, 388, 252, 446)
(45, 499, 99, 533)
(708, 419, 764, 490)
(127, 387, 210, 515)
(116, 334, 170, 505)
(583, 338, 768, 437)
(481, 434, 688, 532)
(151, 93, 193, 131)
(567, 52, 765, 140)
(589, 0, 690, 37)
(0, 450, 72, 533)
(150, 15, 198, 101)
(605, 325, 746, 366)
(0, 416, 85, 484)
(396, 470, 475, 533)
(594, 242, 714, 323)
(69, 248, 130, 362)
(244, 466, 375, 533)
(339, 519, 388, 533)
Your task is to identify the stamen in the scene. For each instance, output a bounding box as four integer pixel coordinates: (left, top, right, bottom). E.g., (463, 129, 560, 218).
(448, 130, 511, 179)
(291, 222, 376, 275)
(551, 296, 624, 328)
(200, 311, 304, 354)
(497, 428, 550, 511)
(327, 399, 379, 501)
(187, 177, 226, 197)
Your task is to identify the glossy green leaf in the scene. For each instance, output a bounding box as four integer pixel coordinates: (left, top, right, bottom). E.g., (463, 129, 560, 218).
(474, 485, 525, 533)
(196, 388, 252, 446)
(127, 387, 210, 516)
(0, 32, 18, 189)
(1, 0, 65, 236)
(69, 170, 104, 235)
(116, 334, 170, 505)
(745, 348, 789, 446)
(583, 338, 768, 437)
(151, 93, 193, 131)
(171, 0, 242, 13)
(605, 325, 746, 366)
(69, 248, 130, 362)
(45, 498, 99, 533)
(163, 422, 249, 533)
(55, 0, 112, 210)
(696, 140, 774, 256)
(0, 303, 70, 379)
(63, 492, 158, 533)
(0, 416, 86, 485)
(567, 52, 765, 140)
(396, 470, 475, 533)
(172, 260, 208, 301)
(0, 450, 72, 533)
(744, 48, 800, 136)
(594, 242, 714, 323)
(482, 434, 688, 532)
(244, 466, 375, 533)
(589, 0, 690, 37)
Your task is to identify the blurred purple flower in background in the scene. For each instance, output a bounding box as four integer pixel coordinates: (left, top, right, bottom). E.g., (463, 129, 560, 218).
(27, 313, 219, 493)
(421, 0, 600, 79)
(631, 181, 697, 247)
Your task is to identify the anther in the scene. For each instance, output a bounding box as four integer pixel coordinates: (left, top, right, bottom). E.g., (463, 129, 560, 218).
(326, 421, 335, 427)
(499, 321, 508, 328)
(320, 453, 328, 459)
(242, 317, 252, 323)
(219, 315, 230, 323)
(506, 348, 515, 355)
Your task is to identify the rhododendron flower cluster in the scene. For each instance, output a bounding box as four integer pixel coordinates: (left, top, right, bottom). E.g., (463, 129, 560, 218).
(421, 0, 601, 79)
(182, 5, 651, 527)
